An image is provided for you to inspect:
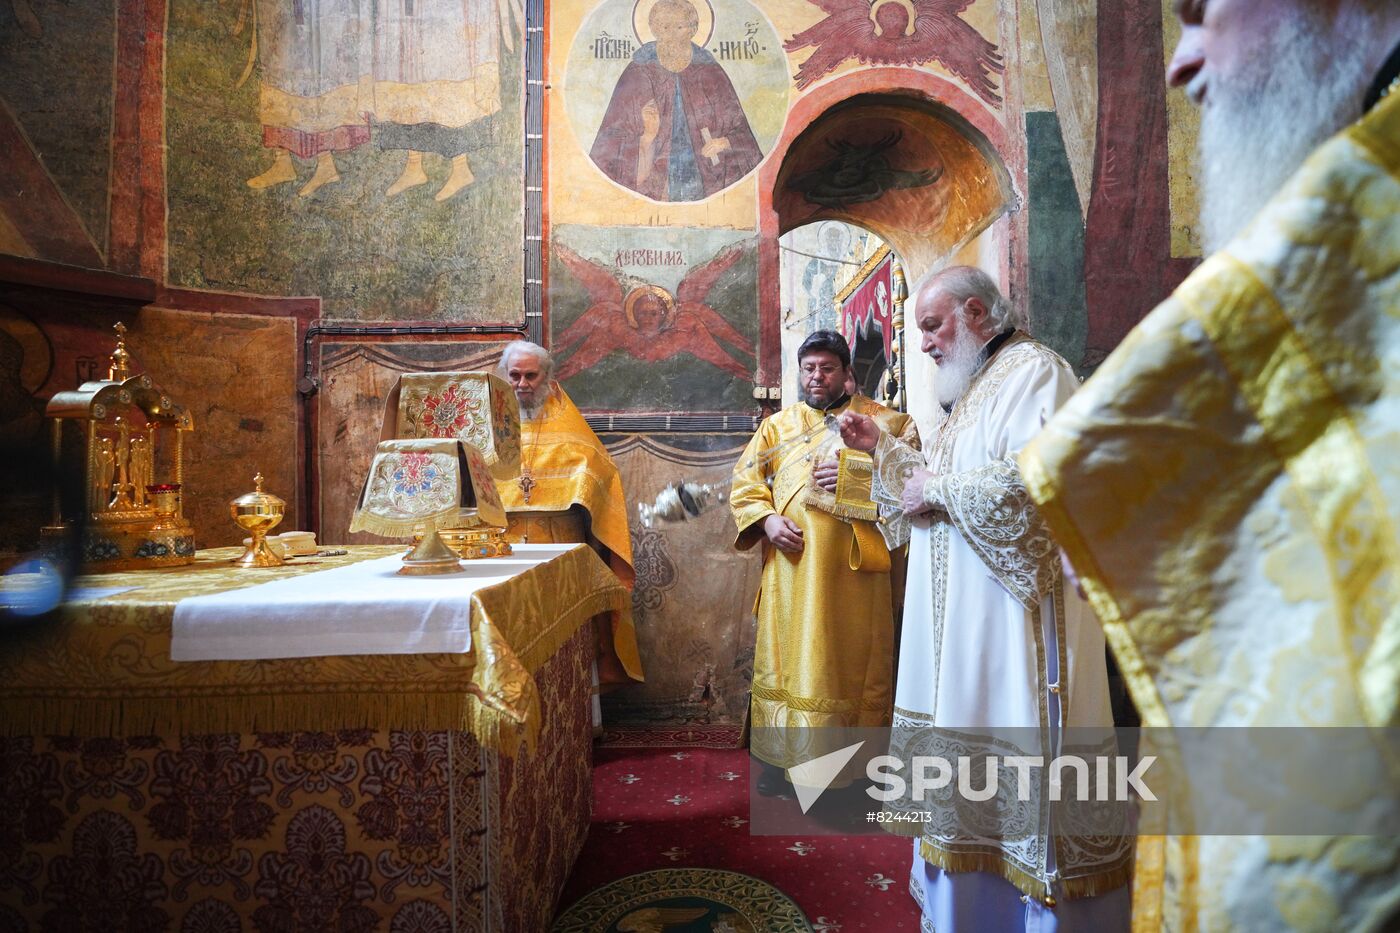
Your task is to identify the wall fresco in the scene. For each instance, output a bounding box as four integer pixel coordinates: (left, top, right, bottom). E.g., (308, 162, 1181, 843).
(775, 99, 1011, 276)
(0, 0, 115, 260)
(165, 0, 525, 322)
(565, 0, 788, 203)
(784, 0, 1004, 106)
(550, 225, 758, 413)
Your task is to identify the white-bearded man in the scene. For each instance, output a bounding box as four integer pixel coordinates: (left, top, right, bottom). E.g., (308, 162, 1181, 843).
(840, 266, 1131, 932)
(1019, 1, 1400, 930)
(496, 341, 644, 727)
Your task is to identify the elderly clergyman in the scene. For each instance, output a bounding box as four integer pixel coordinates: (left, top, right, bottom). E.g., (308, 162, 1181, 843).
(495, 341, 643, 724)
(840, 267, 1130, 932)
(1018, 1, 1400, 930)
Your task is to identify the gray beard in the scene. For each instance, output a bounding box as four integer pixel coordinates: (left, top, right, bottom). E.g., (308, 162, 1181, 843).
(520, 398, 547, 421)
(1197, 10, 1373, 253)
(933, 323, 986, 408)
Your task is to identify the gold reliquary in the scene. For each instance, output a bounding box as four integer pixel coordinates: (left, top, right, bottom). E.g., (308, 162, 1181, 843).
(42, 322, 196, 571)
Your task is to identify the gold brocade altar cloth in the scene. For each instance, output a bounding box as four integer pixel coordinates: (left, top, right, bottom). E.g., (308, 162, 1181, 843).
(0, 544, 629, 756)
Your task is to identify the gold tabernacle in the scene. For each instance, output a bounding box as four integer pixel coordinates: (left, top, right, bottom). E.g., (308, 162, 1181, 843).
(41, 322, 196, 572)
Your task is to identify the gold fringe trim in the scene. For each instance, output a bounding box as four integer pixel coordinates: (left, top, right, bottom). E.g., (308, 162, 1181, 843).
(3, 584, 630, 760)
(812, 498, 879, 523)
(918, 838, 1133, 902)
(348, 507, 459, 539)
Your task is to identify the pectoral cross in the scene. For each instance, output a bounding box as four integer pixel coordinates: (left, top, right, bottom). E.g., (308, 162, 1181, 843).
(519, 470, 535, 504)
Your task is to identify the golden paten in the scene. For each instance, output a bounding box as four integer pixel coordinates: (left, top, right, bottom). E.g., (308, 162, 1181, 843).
(41, 322, 196, 572)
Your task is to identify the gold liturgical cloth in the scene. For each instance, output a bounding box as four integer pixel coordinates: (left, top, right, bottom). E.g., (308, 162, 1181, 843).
(348, 438, 506, 538)
(0, 545, 628, 755)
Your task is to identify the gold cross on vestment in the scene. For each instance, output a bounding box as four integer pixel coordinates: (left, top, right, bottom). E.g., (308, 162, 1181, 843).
(519, 471, 535, 504)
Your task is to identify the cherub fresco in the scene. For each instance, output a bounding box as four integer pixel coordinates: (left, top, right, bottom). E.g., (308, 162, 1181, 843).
(783, 0, 1003, 105)
(553, 242, 755, 380)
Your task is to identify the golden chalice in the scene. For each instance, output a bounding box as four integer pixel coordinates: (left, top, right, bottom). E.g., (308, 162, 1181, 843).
(230, 473, 285, 567)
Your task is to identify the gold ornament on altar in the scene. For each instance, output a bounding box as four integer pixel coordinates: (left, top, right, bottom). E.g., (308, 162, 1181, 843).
(349, 438, 509, 574)
(41, 322, 196, 571)
(229, 473, 286, 568)
(370, 371, 521, 561)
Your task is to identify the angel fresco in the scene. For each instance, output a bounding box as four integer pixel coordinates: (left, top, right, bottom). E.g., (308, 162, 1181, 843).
(553, 243, 755, 380)
(589, 0, 763, 201)
(783, 0, 1003, 105)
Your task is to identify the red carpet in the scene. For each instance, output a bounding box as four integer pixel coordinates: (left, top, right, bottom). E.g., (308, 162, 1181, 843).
(557, 745, 922, 931)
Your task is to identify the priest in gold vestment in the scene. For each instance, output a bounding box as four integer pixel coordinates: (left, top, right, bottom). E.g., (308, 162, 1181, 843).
(496, 342, 644, 713)
(730, 330, 919, 794)
(1019, 2, 1400, 930)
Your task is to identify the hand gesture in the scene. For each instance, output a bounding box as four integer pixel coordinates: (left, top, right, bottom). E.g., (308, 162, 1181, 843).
(700, 133, 730, 161)
(763, 514, 804, 553)
(837, 411, 879, 452)
(812, 457, 839, 492)
(641, 100, 661, 141)
(902, 468, 933, 515)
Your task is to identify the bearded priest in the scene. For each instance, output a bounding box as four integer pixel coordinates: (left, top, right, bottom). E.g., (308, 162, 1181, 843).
(840, 267, 1130, 932)
(1018, 1, 1400, 929)
(731, 330, 919, 797)
(496, 341, 644, 724)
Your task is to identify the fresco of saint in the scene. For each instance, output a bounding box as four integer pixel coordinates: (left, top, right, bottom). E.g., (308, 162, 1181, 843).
(589, 0, 763, 201)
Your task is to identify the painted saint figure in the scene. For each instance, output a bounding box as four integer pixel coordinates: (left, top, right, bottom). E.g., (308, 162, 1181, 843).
(245, 0, 370, 196)
(590, 0, 763, 201)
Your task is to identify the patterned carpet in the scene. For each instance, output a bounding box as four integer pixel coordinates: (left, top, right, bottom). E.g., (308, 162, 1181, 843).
(555, 745, 922, 932)
(553, 868, 811, 932)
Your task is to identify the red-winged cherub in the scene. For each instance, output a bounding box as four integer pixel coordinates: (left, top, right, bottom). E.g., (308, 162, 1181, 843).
(553, 242, 755, 380)
(784, 0, 1003, 105)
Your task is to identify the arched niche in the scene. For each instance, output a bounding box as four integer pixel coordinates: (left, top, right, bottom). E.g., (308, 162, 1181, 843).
(755, 70, 1017, 391)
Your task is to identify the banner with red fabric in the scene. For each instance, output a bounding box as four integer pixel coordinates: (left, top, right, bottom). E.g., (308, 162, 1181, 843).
(837, 253, 895, 361)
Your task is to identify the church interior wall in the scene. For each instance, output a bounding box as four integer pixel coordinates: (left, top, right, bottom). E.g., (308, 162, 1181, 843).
(1, 0, 1201, 724)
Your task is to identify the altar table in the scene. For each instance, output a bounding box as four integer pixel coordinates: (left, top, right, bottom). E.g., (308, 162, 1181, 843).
(0, 544, 628, 932)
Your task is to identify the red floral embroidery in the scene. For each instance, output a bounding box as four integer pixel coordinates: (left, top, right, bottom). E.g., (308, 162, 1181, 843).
(272, 732, 360, 809)
(0, 736, 62, 905)
(390, 899, 452, 933)
(420, 385, 469, 437)
(62, 737, 149, 812)
(149, 735, 273, 900)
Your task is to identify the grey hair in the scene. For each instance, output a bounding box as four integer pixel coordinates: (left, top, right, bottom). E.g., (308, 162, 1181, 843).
(918, 265, 1023, 332)
(496, 340, 554, 380)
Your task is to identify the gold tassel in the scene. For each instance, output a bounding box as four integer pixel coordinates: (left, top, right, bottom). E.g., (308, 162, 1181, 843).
(3, 583, 630, 759)
(347, 506, 461, 539)
(919, 838, 1132, 902)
